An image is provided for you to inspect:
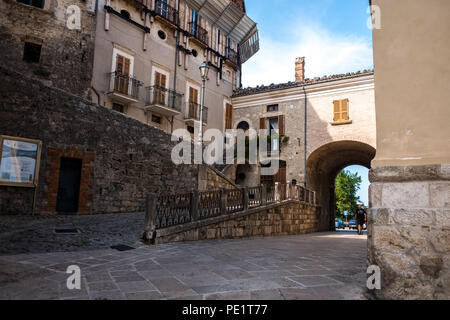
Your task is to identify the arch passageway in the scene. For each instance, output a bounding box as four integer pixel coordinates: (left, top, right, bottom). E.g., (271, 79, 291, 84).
(306, 141, 376, 231)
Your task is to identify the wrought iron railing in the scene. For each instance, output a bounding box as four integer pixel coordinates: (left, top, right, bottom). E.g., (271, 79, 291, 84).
(226, 47, 239, 65)
(144, 183, 318, 232)
(155, 0, 179, 25)
(108, 72, 142, 99)
(186, 102, 208, 124)
(188, 22, 209, 46)
(146, 86, 183, 111)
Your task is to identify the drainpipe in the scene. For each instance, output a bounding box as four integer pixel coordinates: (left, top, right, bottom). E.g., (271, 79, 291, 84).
(91, 86, 100, 105)
(303, 84, 307, 188)
(171, 0, 181, 135)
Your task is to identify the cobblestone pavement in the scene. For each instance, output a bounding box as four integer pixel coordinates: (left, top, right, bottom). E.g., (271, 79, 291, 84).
(0, 231, 368, 300)
(0, 213, 145, 254)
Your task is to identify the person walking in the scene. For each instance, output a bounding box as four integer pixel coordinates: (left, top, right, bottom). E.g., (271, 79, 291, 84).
(355, 204, 367, 235)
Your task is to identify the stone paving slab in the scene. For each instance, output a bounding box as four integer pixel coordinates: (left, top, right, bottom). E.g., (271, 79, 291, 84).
(0, 231, 368, 300)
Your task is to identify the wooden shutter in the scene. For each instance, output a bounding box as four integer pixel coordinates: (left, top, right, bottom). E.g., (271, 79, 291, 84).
(333, 100, 340, 122)
(278, 115, 285, 135)
(259, 117, 266, 130)
(189, 87, 199, 119)
(342, 99, 349, 120)
(274, 166, 286, 184)
(225, 103, 233, 130)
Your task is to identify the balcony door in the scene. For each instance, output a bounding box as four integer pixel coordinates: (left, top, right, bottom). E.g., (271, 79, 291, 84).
(157, 0, 168, 18)
(188, 87, 199, 119)
(115, 54, 131, 95)
(154, 71, 167, 106)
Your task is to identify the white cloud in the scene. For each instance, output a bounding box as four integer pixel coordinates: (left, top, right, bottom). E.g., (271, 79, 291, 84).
(241, 24, 373, 88)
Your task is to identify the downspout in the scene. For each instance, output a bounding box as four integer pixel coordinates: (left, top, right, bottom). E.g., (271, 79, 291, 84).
(303, 84, 307, 188)
(170, 0, 181, 135)
(91, 86, 100, 105)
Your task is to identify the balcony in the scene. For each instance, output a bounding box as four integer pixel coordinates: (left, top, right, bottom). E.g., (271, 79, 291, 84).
(226, 47, 239, 66)
(144, 86, 183, 116)
(154, 0, 179, 27)
(107, 72, 143, 104)
(184, 102, 208, 125)
(188, 22, 209, 47)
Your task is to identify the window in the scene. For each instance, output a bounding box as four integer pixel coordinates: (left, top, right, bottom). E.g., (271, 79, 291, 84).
(114, 54, 131, 94)
(112, 103, 124, 113)
(188, 86, 199, 118)
(190, 9, 198, 35)
(153, 71, 167, 105)
(17, 0, 44, 9)
(158, 30, 167, 40)
(23, 42, 41, 63)
(260, 115, 285, 152)
(333, 99, 350, 122)
(225, 103, 233, 130)
(267, 104, 278, 112)
(237, 121, 249, 131)
(152, 114, 162, 124)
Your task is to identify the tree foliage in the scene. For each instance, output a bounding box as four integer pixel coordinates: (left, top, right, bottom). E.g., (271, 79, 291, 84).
(335, 170, 362, 219)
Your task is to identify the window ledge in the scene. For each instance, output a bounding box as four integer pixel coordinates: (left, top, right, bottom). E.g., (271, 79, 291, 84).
(330, 120, 352, 126)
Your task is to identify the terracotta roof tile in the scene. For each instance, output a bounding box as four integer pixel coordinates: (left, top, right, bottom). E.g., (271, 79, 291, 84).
(233, 69, 374, 98)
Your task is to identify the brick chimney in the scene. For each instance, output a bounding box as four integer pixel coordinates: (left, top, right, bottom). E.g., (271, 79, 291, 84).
(295, 57, 305, 82)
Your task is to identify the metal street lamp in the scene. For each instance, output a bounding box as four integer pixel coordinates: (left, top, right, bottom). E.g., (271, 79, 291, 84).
(198, 61, 209, 146)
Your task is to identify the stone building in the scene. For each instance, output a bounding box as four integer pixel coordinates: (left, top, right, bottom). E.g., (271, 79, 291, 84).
(0, 0, 97, 98)
(368, 0, 450, 299)
(230, 59, 376, 230)
(91, 0, 259, 134)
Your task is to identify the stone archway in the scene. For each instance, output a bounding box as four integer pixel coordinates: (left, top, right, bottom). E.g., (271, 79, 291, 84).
(306, 141, 376, 231)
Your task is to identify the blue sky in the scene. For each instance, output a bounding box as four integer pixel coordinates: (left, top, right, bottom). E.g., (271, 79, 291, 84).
(242, 0, 374, 87)
(241, 1, 373, 205)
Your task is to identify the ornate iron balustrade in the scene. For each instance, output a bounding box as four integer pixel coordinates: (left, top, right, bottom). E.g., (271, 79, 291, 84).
(198, 190, 221, 219)
(155, 0, 179, 26)
(146, 86, 183, 111)
(226, 189, 244, 214)
(186, 102, 208, 124)
(155, 192, 191, 228)
(144, 183, 318, 238)
(226, 47, 239, 65)
(108, 72, 142, 99)
(188, 22, 209, 46)
(248, 186, 262, 208)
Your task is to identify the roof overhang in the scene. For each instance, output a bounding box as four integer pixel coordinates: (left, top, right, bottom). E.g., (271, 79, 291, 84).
(184, 0, 259, 63)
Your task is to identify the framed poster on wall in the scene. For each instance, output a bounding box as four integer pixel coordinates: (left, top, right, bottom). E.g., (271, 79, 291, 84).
(0, 135, 42, 187)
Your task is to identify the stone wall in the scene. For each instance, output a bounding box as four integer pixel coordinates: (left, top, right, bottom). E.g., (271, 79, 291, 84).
(0, 0, 96, 98)
(154, 200, 321, 244)
(368, 164, 450, 299)
(0, 67, 199, 215)
(198, 166, 239, 191)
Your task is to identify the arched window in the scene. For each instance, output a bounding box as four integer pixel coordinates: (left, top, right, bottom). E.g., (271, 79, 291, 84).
(237, 121, 250, 131)
(120, 10, 131, 20)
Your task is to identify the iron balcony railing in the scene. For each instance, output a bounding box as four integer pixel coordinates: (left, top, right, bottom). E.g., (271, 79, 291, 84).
(188, 22, 209, 46)
(146, 86, 183, 111)
(186, 102, 208, 124)
(108, 72, 142, 100)
(155, 0, 179, 26)
(226, 47, 239, 65)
